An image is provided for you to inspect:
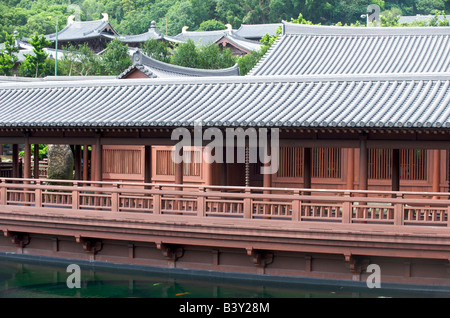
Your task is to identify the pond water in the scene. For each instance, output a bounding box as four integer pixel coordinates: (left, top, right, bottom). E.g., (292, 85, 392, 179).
(0, 256, 448, 299)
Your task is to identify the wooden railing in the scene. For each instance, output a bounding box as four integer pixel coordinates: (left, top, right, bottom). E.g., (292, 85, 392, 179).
(0, 178, 449, 227)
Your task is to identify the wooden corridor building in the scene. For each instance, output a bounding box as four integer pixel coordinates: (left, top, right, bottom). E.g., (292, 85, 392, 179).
(0, 22, 449, 288)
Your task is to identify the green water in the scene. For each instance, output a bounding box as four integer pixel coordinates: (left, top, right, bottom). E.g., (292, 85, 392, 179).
(0, 257, 448, 298)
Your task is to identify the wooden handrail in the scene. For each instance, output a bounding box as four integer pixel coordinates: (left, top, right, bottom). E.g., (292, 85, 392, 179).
(0, 177, 448, 227)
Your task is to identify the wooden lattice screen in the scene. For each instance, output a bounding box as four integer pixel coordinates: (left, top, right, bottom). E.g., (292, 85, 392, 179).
(368, 149, 427, 180)
(277, 147, 342, 179)
(103, 148, 142, 174)
(156, 149, 201, 177)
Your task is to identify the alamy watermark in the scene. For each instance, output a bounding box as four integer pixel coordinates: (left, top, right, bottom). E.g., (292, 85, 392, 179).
(366, 264, 381, 288)
(171, 124, 280, 174)
(66, 264, 81, 289)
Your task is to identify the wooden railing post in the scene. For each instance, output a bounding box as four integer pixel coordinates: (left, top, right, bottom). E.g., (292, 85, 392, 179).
(0, 179, 6, 206)
(447, 206, 450, 228)
(72, 182, 79, 210)
(292, 190, 301, 221)
(153, 185, 161, 214)
(197, 187, 206, 217)
(243, 188, 252, 219)
(342, 191, 351, 223)
(34, 180, 42, 208)
(111, 183, 119, 212)
(394, 193, 404, 226)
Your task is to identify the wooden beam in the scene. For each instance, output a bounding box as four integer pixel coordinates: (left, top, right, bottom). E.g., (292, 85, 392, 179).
(94, 136, 102, 182)
(23, 137, 31, 179)
(392, 149, 400, 192)
(359, 136, 368, 191)
(33, 144, 39, 179)
(304, 147, 312, 189)
(432, 149, 440, 193)
(144, 146, 152, 184)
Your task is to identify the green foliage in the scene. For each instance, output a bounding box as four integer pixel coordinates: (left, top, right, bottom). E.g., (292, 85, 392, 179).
(19, 144, 48, 159)
(18, 32, 54, 77)
(0, 31, 19, 75)
(59, 43, 100, 76)
(58, 39, 132, 76)
(198, 19, 227, 31)
(141, 39, 172, 63)
(170, 40, 237, 69)
(100, 38, 132, 75)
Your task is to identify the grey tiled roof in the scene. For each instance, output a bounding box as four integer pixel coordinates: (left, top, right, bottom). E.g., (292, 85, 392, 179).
(399, 15, 450, 24)
(249, 21, 450, 76)
(108, 21, 183, 44)
(117, 50, 240, 78)
(0, 73, 448, 129)
(174, 28, 262, 51)
(235, 23, 282, 39)
(45, 19, 118, 41)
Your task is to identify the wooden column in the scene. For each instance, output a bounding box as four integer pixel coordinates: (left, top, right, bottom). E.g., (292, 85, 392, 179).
(346, 148, 354, 190)
(303, 147, 312, 189)
(33, 144, 39, 179)
(12, 144, 19, 179)
(392, 149, 400, 192)
(432, 149, 440, 193)
(83, 145, 89, 181)
(144, 146, 152, 184)
(359, 136, 368, 191)
(263, 141, 272, 191)
(74, 145, 82, 180)
(23, 137, 31, 180)
(94, 136, 102, 182)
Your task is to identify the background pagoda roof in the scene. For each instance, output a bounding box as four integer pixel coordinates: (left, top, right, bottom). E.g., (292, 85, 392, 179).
(173, 26, 263, 52)
(45, 14, 119, 42)
(234, 23, 282, 40)
(117, 50, 240, 78)
(107, 21, 183, 45)
(248, 21, 450, 76)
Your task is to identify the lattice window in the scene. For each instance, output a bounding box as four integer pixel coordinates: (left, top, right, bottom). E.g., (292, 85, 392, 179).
(156, 149, 201, 177)
(312, 147, 341, 178)
(277, 146, 303, 177)
(277, 147, 341, 179)
(103, 148, 142, 174)
(368, 149, 427, 180)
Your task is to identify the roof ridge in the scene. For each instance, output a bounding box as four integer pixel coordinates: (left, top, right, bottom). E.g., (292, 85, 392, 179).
(4, 72, 450, 90)
(282, 20, 450, 36)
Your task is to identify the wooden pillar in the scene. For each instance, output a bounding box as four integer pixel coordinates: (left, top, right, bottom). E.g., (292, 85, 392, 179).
(346, 148, 354, 190)
(392, 149, 400, 192)
(94, 136, 102, 182)
(23, 137, 31, 180)
(33, 144, 39, 179)
(83, 145, 89, 181)
(74, 145, 82, 180)
(359, 136, 368, 191)
(432, 149, 440, 193)
(303, 147, 312, 189)
(144, 146, 152, 184)
(12, 144, 19, 179)
(263, 141, 272, 191)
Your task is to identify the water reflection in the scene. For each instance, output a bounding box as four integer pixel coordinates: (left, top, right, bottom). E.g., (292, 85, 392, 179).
(0, 258, 448, 298)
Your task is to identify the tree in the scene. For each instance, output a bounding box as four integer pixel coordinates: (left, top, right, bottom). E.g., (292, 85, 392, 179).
(198, 19, 227, 31)
(170, 40, 200, 68)
(141, 39, 172, 63)
(0, 31, 19, 75)
(415, 0, 446, 14)
(100, 38, 132, 75)
(59, 43, 101, 76)
(18, 32, 54, 77)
